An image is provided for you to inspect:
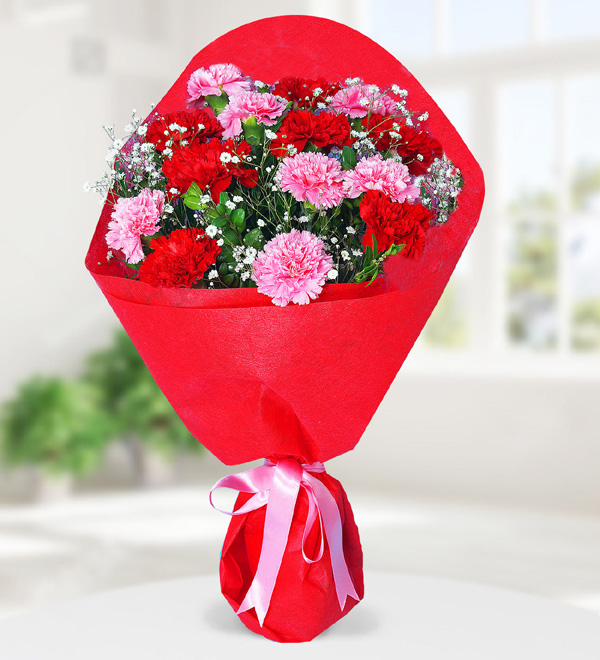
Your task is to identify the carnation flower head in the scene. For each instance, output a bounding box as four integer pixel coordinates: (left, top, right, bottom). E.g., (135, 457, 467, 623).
(278, 152, 346, 209)
(331, 83, 400, 119)
(331, 83, 371, 118)
(272, 77, 340, 109)
(217, 91, 288, 139)
(372, 93, 398, 115)
(145, 109, 222, 151)
(396, 125, 443, 176)
(162, 139, 258, 202)
(270, 110, 351, 157)
(360, 114, 399, 152)
(344, 154, 420, 203)
(359, 190, 433, 257)
(106, 189, 164, 264)
(138, 227, 221, 287)
(252, 229, 334, 306)
(187, 63, 250, 108)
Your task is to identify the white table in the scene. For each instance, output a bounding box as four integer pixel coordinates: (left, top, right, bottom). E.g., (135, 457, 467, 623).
(1, 572, 599, 658)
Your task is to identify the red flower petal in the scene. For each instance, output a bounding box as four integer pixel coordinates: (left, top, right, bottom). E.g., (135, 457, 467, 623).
(138, 227, 221, 287)
(359, 190, 433, 258)
(146, 109, 222, 151)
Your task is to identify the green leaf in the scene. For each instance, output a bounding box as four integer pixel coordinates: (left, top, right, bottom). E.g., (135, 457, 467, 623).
(223, 229, 240, 245)
(244, 228, 264, 249)
(218, 262, 229, 278)
(219, 192, 230, 207)
(217, 246, 232, 263)
(341, 145, 357, 170)
(222, 274, 235, 286)
(210, 216, 228, 228)
(371, 234, 379, 256)
(231, 208, 246, 231)
(182, 182, 205, 210)
(215, 204, 226, 215)
(141, 233, 160, 247)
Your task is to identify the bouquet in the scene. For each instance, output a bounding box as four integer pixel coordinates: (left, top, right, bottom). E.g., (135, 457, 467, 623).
(85, 15, 484, 643)
(90, 69, 462, 301)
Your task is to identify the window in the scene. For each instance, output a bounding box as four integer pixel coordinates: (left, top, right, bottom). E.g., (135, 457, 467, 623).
(361, 0, 600, 368)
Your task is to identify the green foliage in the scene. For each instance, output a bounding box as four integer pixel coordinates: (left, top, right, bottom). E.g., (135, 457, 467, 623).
(182, 182, 205, 211)
(507, 222, 558, 348)
(0, 376, 110, 476)
(507, 190, 557, 216)
(572, 298, 600, 351)
(571, 164, 600, 211)
(231, 208, 246, 231)
(84, 330, 201, 457)
(507, 223, 557, 298)
(354, 239, 405, 284)
(341, 145, 357, 170)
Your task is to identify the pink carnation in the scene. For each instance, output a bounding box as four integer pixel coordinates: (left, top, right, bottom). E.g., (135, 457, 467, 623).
(252, 229, 334, 306)
(278, 152, 346, 209)
(331, 83, 399, 118)
(344, 155, 420, 203)
(217, 91, 287, 139)
(373, 93, 399, 115)
(331, 83, 372, 118)
(187, 63, 250, 109)
(106, 189, 164, 264)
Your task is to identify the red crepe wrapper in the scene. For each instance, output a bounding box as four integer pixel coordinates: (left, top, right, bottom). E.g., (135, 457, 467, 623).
(220, 464, 364, 643)
(85, 15, 484, 642)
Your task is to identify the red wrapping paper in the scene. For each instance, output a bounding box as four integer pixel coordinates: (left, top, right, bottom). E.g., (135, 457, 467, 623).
(85, 15, 484, 642)
(221, 465, 364, 643)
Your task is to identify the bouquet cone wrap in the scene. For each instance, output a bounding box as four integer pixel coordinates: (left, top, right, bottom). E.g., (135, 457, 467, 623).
(86, 15, 484, 642)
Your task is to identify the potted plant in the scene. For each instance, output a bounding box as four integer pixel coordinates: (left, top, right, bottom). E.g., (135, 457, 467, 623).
(85, 330, 201, 486)
(0, 376, 110, 502)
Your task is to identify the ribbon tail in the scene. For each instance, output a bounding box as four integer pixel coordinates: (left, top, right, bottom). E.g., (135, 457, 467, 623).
(237, 577, 269, 626)
(237, 458, 302, 626)
(307, 475, 360, 610)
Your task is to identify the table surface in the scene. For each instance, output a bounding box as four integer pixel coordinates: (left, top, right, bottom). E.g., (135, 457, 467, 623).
(1, 572, 599, 659)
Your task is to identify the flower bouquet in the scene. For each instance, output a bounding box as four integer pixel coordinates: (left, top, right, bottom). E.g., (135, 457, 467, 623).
(85, 15, 484, 643)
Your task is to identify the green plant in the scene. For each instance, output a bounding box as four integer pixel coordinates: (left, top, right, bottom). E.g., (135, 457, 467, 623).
(0, 376, 109, 476)
(85, 330, 201, 457)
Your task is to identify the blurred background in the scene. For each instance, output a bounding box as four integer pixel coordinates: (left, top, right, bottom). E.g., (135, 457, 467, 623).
(1, 0, 600, 624)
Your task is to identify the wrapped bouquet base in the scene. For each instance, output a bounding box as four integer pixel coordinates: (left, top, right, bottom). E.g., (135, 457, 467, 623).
(86, 14, 484, 643)
(215, 457, 363, 642)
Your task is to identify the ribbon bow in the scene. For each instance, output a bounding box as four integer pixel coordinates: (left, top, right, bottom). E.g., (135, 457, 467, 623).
(210, 457, 359, 626)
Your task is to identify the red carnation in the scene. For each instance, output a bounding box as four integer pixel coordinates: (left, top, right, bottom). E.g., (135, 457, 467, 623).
(360, 114, 399, 152)
(270, 110, 351, 157)
(145, 109, 223, 151)
(138, 228, 221, 287)
(359, 190, 433, 258)
(228, 140, 260, 189)
(312, 112, 352, 150)
(162, 139, 258, 202)
(396, 125, 442, 176)
(270, 110, 317, 156)
(273, 77, 340, 109)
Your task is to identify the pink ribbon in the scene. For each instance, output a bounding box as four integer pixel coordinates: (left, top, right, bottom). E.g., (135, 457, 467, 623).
(210, 457, 359, 626)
